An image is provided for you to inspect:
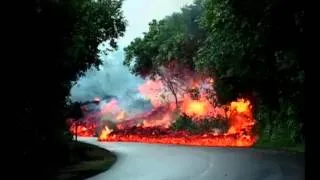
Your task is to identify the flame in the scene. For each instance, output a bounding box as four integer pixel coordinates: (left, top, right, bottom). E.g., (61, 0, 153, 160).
(184, 101, 206, 116)
(230, 98, 250, 113)
(98, 126, 113, 141)
(68, 65, 258, 147)
(68, 120, 96, 137)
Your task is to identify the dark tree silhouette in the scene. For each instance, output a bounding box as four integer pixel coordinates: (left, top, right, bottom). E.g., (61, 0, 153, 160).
(12, 0, 126, 179)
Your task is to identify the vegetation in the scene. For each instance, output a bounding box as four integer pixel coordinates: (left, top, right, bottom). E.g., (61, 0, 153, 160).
(15, 0, 304, 178)
(57, 141, 117, 180)
(16, 0, 126, 179)
(171, 114, 229, 134)
(124, 0, 304, 151)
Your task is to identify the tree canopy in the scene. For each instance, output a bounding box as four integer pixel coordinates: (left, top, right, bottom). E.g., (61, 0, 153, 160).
(15, 0, 126, 178)
(124, 0, 304, 145)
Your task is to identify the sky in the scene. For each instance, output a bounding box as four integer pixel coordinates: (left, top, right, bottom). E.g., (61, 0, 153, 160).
(70, 0, 195, 103)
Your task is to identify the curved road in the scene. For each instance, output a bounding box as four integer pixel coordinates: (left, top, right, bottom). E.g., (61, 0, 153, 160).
(80, 137, 304, 180)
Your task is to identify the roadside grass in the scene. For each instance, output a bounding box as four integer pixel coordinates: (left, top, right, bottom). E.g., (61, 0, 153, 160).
(56, 141, 116, 180)
(254, 137, 305, 153)
(253, 104, 305, 154)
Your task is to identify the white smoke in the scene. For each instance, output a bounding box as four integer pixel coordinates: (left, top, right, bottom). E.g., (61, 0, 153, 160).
(70, 49, 144, 101)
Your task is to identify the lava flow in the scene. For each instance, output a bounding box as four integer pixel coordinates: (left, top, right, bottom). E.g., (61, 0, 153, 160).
(67, 118, 96, 137)
(98, 98, 256, 147)
(68, 64, 257, 147)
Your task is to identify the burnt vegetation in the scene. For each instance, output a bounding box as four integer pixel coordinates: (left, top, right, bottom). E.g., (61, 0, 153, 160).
(15, 0, 304, 179)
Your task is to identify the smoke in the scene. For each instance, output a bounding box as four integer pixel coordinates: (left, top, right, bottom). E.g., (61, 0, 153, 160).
(70, 49, 152, 114)
(70, 0, 196, 116)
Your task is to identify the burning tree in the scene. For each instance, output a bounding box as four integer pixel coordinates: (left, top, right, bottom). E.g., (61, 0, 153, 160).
(153, 63, 191, 110)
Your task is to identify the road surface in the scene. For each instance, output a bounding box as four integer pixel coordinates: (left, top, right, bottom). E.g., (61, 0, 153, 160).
(80, 137, 304, 180)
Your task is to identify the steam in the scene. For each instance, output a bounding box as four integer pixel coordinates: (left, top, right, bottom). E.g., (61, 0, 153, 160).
(70, 50, 141, 101)
(70, 49, 153, 115)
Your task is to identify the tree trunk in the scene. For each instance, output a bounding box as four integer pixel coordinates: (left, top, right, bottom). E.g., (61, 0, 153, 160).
(168, 82, 179, 110)
(75, 121, 78, 141)
(174, 93, 178, 110)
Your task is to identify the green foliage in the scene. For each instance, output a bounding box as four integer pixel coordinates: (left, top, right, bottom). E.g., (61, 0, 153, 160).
(198, 0, 304, 109)
(16, 0, 126, 178)
(124, 1, 205, 76)
(197, 0, 305, 144)
(171, 114, 229, 133)
(125, 0, 304, 147)
(256, 102, 303, 146)
(199, 118, 229, 133)
(171, 114, 198, 132)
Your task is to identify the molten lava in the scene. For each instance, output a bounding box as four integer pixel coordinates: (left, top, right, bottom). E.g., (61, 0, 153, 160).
(68, 120, 96, 137)
(97, 98, 256, 147)
(102, 127, 255, 147)
(68, 65, 257, 147)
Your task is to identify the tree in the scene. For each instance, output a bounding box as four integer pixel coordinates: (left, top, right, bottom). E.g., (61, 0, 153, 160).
(196, 0, 304, 142)
(124, 2, 205, 109)
(68, 102, 84, 141)
(124, 0, 304, 145)
(14, 0, 126, 178)
(124, 1, 205, 76)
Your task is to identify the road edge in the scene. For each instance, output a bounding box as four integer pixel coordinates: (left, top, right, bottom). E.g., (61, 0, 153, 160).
(56, 141, 117, 180)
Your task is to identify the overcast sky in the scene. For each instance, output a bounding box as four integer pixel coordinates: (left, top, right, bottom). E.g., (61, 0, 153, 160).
(70, 0, 194, 102)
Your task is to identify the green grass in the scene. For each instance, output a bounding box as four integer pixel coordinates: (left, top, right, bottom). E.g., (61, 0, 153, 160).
(56, 141, 117, 180)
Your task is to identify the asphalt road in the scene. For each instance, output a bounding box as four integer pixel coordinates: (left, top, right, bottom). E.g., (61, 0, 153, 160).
(80, 137, 304, 180)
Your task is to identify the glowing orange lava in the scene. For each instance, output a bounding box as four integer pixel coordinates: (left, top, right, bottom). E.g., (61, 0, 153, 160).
(97, 98, 257, 147)
(68, 120, 96, 137)
(69, 66, 257, 147)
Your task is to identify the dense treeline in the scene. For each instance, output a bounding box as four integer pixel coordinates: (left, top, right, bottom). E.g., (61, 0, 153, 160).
(124, 0, 305, 147)
(14, 0, 126, 179)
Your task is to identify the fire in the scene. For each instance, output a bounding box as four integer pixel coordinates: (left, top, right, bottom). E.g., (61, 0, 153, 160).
(230, 98, 250, 113)
(68, 65, 258, 147)
(68, 120, 96, 137)
(105, 127, 255, 147)
(184, 101, 206, 116)
(98, 126, 113, 141)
